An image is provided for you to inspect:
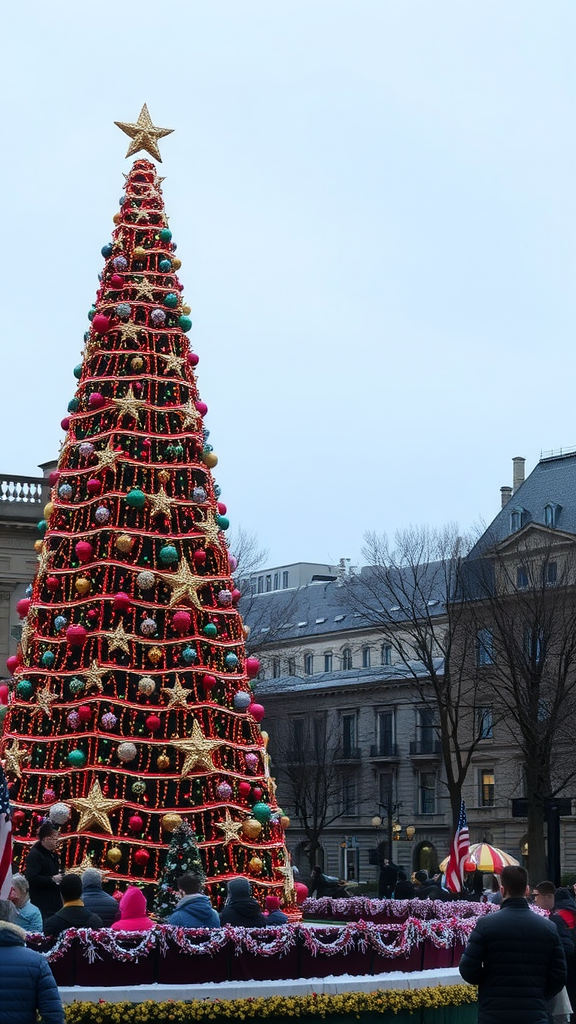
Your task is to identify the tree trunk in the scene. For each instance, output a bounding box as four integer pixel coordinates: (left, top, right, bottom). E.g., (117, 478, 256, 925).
(526, 781, 547, 884)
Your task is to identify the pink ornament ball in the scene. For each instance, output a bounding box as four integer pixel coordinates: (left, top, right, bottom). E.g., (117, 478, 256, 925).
(188, 351, 199, 366)
(202, 673, 217, 691)
(228, 554, 238, 573)
(245, 657, 260, 679)
(129, 814, 144, 833)
(92, 313, 111, 334)
(0, 683, 9, 704)
(218, 589, 233, 607)
(172, 610, 191, 635)
(6, 655, 18, 675)
(249, 702, 265, 722)
(42, 787, 57, 804)
(193, 549, 207, 567)
(252, 787, 263, 800)
(87, 478, 102, 496)
(75, 540, 93, 563)
(88, 392, 105, 410)
(238, 781, 252, 798)
(217, 502, 227, 515)
(61, 417, 70, 431)
(195, 400, 208, 417)
(79, 442, 94, 457)
(245, 752, 259, 772)
(113, 591, 131, 612)
(48, 470, 60, 486)
(232, 589, 241, 605)
(110, 274, 124, 289)
(217, 782, 232, 800)
(87, 609, 99, 622)
(77, 705, 92, 723)
(66, 624, 87, 647)
(16, 599, 31, 619)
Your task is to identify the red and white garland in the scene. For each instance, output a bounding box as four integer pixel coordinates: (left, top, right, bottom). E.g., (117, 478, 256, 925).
(302, 896, 498, 920)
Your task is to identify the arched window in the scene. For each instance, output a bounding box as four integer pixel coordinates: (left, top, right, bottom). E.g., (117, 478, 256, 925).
(342, 647, 353, 670)
(304, 653, 314, 675)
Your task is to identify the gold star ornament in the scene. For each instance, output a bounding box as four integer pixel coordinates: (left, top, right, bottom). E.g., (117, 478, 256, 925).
(215, 809, 244, 845)
(172, 720, 221, 777)
(31, 684, 58, 720)
(70, 780, 126, 834)
(113, 386, 145, 423)
(156, 558, 204, 609)
(84, 660, 108, 694)
(2, 738, 30, 779)
(161, 676, 192, 709)
(147, 485, 175, 518)
(107, 621, 133, 655)
(115, 104, 174, 163)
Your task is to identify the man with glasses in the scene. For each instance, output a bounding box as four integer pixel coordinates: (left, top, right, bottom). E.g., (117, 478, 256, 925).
(24, 822, 63, 924)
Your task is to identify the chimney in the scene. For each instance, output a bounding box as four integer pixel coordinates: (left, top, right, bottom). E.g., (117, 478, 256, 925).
(500, 486, 513, 508)
(512, 457, 525, 494)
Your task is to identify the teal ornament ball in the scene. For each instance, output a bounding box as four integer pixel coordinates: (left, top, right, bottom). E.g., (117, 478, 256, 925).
(16, 680, 33, 699)
(159, 259, 172, 272)
(164, 293, 178, 308)
(225, 653, 239, 669)
(69, 677, 85, 695)
(37, 520, 47, 535)
(73, 364, 83, 379)
(181, 646, 197, 664)
(67, 749, 86, 768)
(41, 651, 55, 668)
(68, 398, 79, 413)
(216, 515, 229, 531)
(159, 228, 172, 242)
(87, 308, 95, 321)
(125, 489, 146, 509)
(203, 623, 218, 639)
(252, 801, 272, 823)
(101, 243, 113, 258)
(159, 544, 178, 565)
(178, 316, 192, 332)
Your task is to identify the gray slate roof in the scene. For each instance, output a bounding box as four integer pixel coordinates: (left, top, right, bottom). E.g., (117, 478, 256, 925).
(255, 657, 444, 696)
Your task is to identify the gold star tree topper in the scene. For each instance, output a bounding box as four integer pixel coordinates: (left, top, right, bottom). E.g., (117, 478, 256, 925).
(70, 780, 126, 834)
(115, 104, 174, 162)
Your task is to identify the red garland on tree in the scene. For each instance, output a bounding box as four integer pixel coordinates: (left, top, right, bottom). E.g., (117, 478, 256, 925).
(0, 113, 293, 910)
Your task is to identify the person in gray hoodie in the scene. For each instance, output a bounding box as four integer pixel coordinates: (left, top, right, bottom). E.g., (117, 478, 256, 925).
(167, 874, 220, 928)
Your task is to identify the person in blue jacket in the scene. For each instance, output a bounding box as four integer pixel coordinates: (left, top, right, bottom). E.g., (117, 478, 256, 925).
(168, 873, 220, 928)
(0, 899, 63, 1024)
(9, 873, 43, 933)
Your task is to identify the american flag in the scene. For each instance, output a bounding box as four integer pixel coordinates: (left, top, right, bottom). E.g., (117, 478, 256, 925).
(445, 800, 470, 893)
(0, 764, 13, 899)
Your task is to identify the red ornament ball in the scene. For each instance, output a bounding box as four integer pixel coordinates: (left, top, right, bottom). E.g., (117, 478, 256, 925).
(193, 549, 207, 567)
(252, 787, 263, 800)
(188, 352, 199, 366)
(195, 400, 208, 417)
(217, 502, 227, 515)
(92, 313, 111, 334)
(12, 809, 26, 829)
(16, 599, 30, 619)
(110, 274, 124, 289)
(145, 714, 161, 733)
(77, 705, 92, 724)
(88, 392, 105, 410)
(46, 576, 59, 593)
(134, 848, 150, 866)
(238, 781, 252, 798)
(0, 684, 8, 704)
(87, 608, 98, 622)
(129, 814, 144, 833)
(249, 702, 265, 722)
(172, 610, 191, 635)
(48, 471, 60, 486)
(87, 478, 103, 496)
(61, 417, 71, 431)
(231, 589, 242, 605)
(6, 655, 19, 675)
(113, 591, 131, 612)
(75, 540, 93, 563)
(202, 673, 217, 691)
(66, 624, 87, 647)
(245, 657, 260, 679)
(42, 787, 57, 804)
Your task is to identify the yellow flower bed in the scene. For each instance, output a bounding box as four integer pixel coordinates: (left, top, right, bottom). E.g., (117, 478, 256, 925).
(65, 985, 477, 1022)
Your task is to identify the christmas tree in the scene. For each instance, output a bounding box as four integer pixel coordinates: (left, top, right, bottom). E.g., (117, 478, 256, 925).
(154, 819, 204, 917)
(0, 106, 293, 910)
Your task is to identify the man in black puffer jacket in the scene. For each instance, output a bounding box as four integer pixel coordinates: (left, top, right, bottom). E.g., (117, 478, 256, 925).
(219, 877, 267, 927)
(81, 868, 120, 927)
(459, 865, 566, 1023)
(0, 900, 63, 1024)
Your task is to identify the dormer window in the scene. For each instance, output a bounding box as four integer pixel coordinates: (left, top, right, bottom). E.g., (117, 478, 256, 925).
(544, 503, 561, 528)
(510, 507, 526, 532)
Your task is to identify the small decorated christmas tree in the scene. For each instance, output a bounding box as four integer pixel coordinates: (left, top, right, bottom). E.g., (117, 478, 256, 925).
(0, 106, 293, 910)
(154, 819, 204, 917)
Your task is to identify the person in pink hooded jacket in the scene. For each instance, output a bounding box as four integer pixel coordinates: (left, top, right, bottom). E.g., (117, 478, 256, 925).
(111, 887, 154, 931)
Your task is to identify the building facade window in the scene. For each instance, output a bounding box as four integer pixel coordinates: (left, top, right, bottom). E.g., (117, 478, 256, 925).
(418, 771, 436, 814)
(257, 576, 264, 594)
(379, 772, 394, 810)
(342, 647, 353, 670)
(324, 651, 333, 672)
(287, 657, 296, 676)
(479, 769, 495, 807)
(417, 708, 435, 754)
(476, 706, 493, 739)
(510, 508, 526, 532)
(376, 710, 394, 755)
(362, 646, 371, 668)
(381, 644, 392, 666)
(342, 713, 356, 757)
(304, 653, 314, 675)
(342, 775, 356, 816)
(273, 572, 280, 590)
(291, 718, 304, 751)
(265, 574, 272, 592)
(282, 570, 289, 589)
(544, 503, 560, 528)
(476, 628, 495, 667)
(524, 626, 544, 666)
(272, 657, 281, 678)
(517, 565, 528, 589)
(545, 561, 558, 585)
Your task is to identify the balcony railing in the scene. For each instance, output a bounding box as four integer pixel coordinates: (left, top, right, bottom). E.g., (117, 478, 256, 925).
(410, 740, 442, 758)
(0, 474, 49, 520)
(334, 746, 362, 762)
(369, 742, 400, 759)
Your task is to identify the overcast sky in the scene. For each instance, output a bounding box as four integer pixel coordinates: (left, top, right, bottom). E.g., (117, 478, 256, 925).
(1, 2, 574, 569)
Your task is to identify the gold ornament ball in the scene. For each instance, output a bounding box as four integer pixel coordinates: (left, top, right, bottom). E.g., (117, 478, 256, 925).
(113, 213, 122, 225)
(107, 846, 122, 865)
(157, 470, 170, 484)
(116, 533, 134, 554)
(34, 540, 44, 553)
(172, 258, 182, 270)
(203, 451, 218, 469)
(182, 304, 191, 315)
(148, 646, 163, 665)
(133, 246, 147, 260)
(43, 501, 54, 519)
(242, 818, 262, 840)
(162, 813, 183, 832)
(131, 356, 144, 371)
(280, 815, 290, 829)
(75, 577, 91, 596)
(157, 752, 171, 771)
(138, 676, 156, 696)
(248, 855, 263, 875)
